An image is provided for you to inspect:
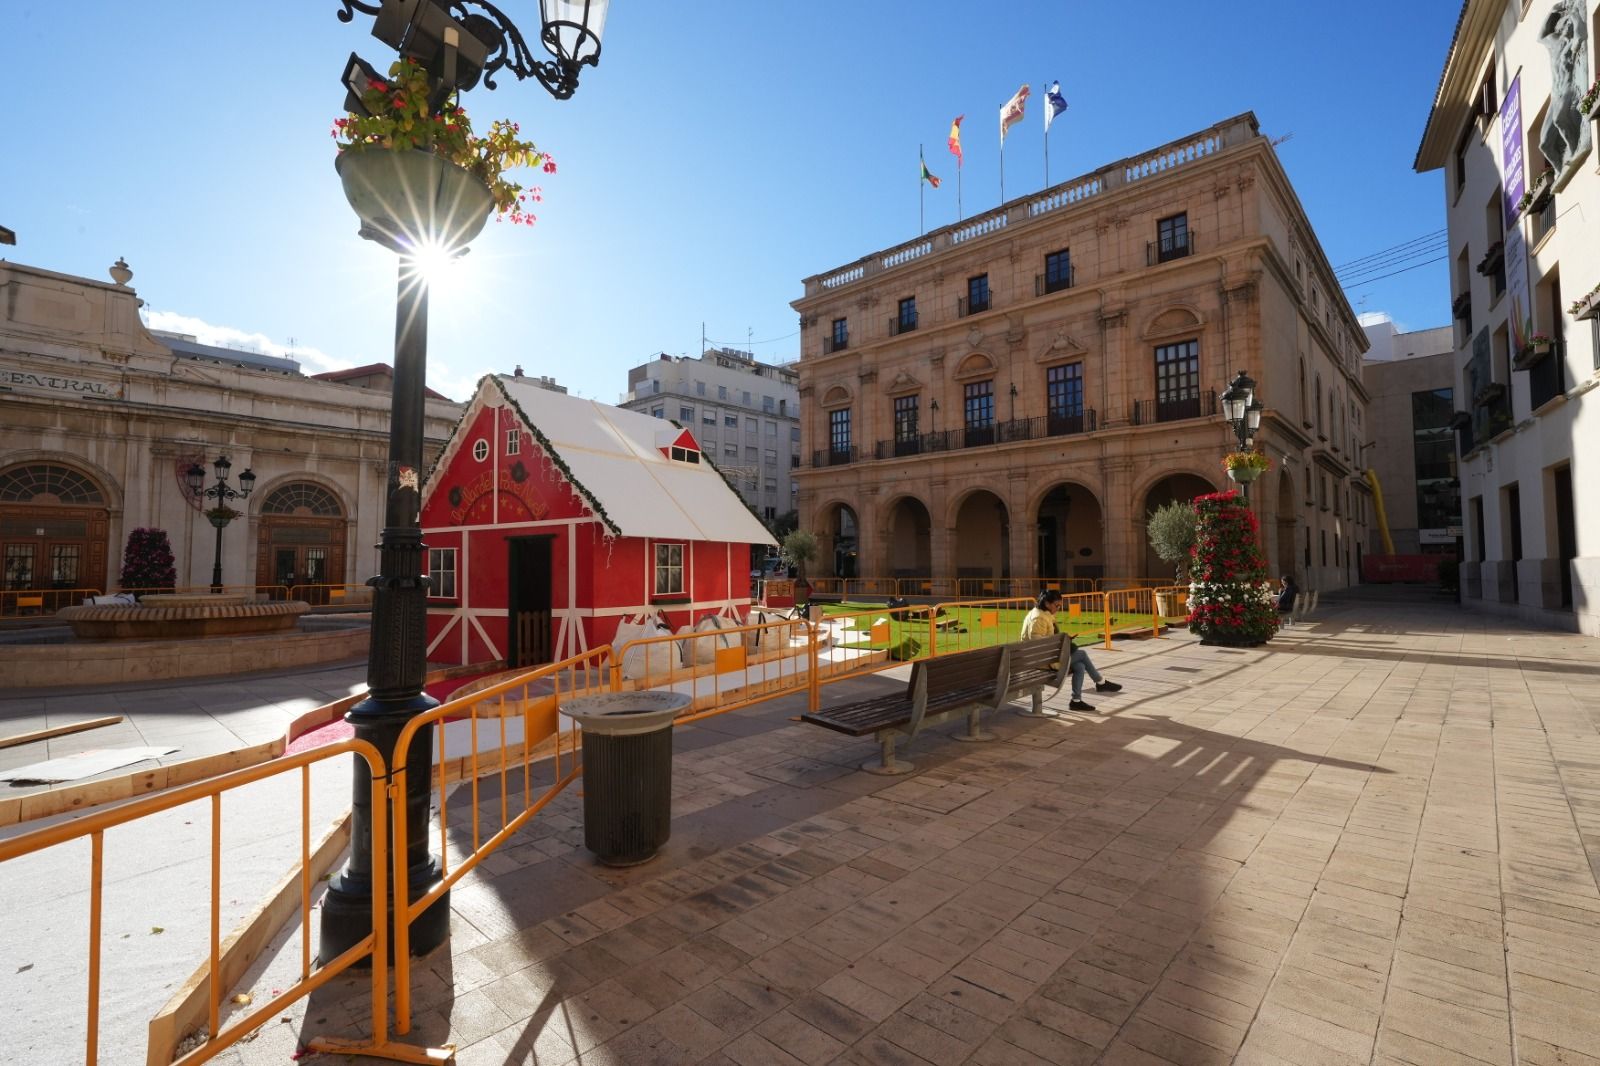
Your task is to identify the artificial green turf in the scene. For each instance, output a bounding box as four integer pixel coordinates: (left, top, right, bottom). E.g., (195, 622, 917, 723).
(822, 603, 1181, 656)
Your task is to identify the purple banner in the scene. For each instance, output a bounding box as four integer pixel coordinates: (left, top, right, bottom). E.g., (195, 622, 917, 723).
(1501, 77, 1524, 229)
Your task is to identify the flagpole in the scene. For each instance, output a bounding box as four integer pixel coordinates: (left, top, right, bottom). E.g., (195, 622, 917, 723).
(1000, 139, 1006, 204)
(919, 145, 925, 236)
(1044, 126, 1049, 188)
(957, 165, 963, 221)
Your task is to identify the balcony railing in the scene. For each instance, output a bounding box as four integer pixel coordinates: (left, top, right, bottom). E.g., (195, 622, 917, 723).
(957, 294, 991, 317)
(1131, 389, 1216, 425)
(811, 446, 858, 467)
(1035, 265, 1075, 296)
(822, 333, 849, 354)
(871, 410, 1096, 459)
(1147, 230, 1194, 265)
(888, 312, 919, 336)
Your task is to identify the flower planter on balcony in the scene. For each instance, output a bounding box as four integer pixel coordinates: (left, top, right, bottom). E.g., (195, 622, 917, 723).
(1451, 292, 1472, 319)
(1572, 288, 1600, 322)
(1513, 339, 1556, 371)
(1475, 241, 1504, 276)
(335, 150, 495, 256)
(1473, 382, 1507, 408)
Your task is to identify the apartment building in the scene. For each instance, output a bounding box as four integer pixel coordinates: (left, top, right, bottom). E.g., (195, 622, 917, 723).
(791, 112, 1371, 589)
(1415, 0, 1598, 632)
(618, 348, 800, 524)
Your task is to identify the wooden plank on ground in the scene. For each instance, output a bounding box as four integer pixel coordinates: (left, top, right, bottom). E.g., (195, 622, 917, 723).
(0, 715, 123, 751)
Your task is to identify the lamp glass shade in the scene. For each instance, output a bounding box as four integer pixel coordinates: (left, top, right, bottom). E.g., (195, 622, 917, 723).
(1221, 391, 1246, 423)
(213, 455, 232, 478)
(540, 0, 607, 64)
(185, 464, 206, 494)
(239, 468, 257, 494)
(1245, 401, 1264, 434)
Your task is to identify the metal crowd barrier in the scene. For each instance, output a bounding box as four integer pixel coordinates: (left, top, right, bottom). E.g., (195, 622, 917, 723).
(0, 587, 102, 616)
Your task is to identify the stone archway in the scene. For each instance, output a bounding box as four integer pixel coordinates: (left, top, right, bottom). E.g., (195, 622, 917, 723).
(1276, 470, 1299, 582)
(255, 480, 347, 599)
(1032, 482, 1105, 580)
(0, 461, 113, 600)
(813, 501, 859, 579)
(884, 495, 932, 578)
(1140, 472, 1216, 578)
(953, 489, 1009, 585)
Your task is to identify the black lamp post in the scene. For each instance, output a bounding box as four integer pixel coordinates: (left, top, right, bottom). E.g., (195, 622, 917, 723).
(320, 0, 606, 964)
(1220, 370, 1265, 498)
(185, 456, 256, 592)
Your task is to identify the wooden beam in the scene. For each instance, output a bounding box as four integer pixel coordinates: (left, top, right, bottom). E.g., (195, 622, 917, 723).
(0, 715, 123, 751)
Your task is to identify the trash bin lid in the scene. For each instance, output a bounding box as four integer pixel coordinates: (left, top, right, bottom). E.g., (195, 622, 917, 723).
(563, 692, 691, 735)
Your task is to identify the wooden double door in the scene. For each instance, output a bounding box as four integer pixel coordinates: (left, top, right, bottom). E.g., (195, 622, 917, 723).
(255, 516, 345, 601)
(0, 504, 108, 595)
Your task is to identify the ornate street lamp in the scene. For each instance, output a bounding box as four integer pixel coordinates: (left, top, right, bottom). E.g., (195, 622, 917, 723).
(320, 0, 606, 966)
(1221, 371, 1265, 498)
(185, 456, 256, 592)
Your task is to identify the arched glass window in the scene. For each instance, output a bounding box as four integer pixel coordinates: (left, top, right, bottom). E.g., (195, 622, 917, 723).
(0, 464, 105, 504)
(261, 482, 343, 517)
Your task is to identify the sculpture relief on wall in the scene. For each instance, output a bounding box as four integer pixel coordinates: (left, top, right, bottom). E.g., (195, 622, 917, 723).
(1540, 0, 1592, 177)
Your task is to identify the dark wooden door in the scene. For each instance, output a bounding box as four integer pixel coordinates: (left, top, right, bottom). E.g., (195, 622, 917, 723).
(508, 535, 553, 667)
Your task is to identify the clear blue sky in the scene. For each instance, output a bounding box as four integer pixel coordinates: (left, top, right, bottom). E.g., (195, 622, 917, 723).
(2, 1, 1458, 403)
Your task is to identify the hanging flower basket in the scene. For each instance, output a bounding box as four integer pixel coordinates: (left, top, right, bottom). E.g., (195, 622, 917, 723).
(1513, 334, 1556, 370)
(336, 149, 495, 255)
(1221, 450, 1270, 484)
(204, 506, 241, 529)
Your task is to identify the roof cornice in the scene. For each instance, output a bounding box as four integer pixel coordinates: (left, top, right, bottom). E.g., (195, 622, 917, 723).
(1415, 0, 1497, 171)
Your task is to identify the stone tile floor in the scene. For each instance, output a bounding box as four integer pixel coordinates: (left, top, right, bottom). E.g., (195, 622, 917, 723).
(226, 598, 1600, 1066)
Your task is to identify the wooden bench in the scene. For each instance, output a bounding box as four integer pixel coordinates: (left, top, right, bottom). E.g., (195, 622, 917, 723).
(801, 635, 1073, 775)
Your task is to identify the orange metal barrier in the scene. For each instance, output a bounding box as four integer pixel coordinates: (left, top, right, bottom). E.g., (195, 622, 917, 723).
(115, 584, 290, 601)
(610, 613, 814, 717)
(1102, 587, 1155, 649)
(1095, 576, 1169, 592)
(1151, 585, 1189, 634)
(287, 583, 372, 607)
(383, 647, 613, 1045)
(0, 587, 102, 615)
(0, 739, 394, 1066)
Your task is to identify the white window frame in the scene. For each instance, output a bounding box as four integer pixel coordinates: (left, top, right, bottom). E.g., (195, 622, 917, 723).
(427, 547, 458, 599)
(653, 542, 685, 596)
(506, 427, 520, 455)
(472, 439, 489, 461)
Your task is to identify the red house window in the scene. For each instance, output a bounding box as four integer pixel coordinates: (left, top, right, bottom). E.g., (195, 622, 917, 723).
(653, 543, 685, 596)
(427, 547, 458, 599)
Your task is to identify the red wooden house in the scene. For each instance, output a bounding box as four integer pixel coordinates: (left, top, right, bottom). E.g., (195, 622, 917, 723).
(421, 374, 776, 668)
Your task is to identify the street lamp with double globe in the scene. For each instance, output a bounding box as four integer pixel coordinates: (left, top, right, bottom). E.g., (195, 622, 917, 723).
(184, 456, 256, 592)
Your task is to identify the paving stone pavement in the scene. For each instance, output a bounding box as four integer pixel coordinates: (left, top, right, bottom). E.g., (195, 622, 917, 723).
(222, 597, 1600, 1066)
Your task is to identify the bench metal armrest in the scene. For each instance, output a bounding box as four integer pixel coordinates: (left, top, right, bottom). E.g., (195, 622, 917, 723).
(1051, 634, 1073, 688)
(905, 662, 932, 738)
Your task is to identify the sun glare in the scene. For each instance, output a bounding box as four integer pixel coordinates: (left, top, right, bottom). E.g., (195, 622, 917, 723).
(405, 239, 466, 293)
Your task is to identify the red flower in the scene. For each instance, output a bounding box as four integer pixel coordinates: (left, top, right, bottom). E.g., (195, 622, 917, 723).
(543, 159, 558, 173)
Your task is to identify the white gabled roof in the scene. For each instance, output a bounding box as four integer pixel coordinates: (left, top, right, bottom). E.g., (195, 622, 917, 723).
(491, 375, 775, 546)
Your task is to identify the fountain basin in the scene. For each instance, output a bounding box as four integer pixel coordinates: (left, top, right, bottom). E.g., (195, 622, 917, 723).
(56, 599, 311, 640)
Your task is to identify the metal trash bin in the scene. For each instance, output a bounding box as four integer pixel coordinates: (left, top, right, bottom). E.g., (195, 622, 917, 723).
(563, 691, 690, 866)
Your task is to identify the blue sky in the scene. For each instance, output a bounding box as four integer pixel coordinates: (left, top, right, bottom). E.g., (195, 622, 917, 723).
(2, 1, 1459, 402)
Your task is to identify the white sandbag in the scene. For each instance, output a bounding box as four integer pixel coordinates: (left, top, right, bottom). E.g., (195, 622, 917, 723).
(620, 619, 674, 681)
(685, 614, 738, 666)
(744, 609, 788, 655)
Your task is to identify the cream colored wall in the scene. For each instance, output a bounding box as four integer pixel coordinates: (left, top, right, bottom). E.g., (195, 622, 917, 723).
(0, 260, 461, 592)
(794, 115, 1369, 590)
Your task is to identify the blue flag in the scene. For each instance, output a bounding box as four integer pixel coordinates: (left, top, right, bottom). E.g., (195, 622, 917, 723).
(1044, 81, 1068, 132)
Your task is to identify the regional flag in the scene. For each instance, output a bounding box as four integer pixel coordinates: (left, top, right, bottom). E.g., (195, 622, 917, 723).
(999, 84, 1030, 144)
(1045, 81, 1068, 132)
(948, 115, 964, 166)
(921, 153, 941, 188)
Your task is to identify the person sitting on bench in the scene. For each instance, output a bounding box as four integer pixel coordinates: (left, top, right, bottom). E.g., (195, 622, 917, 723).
(1019, 588, 1121, 711)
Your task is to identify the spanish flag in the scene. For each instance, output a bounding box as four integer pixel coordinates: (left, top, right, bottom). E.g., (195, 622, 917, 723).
(948, 115, 964, 166)
(920, 152, 941, 188)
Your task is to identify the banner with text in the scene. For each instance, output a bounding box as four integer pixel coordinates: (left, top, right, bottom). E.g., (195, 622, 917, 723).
(1498, 74, 1531, 354)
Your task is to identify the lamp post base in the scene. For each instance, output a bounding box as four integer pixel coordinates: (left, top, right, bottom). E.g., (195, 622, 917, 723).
(317, 694, 452, 963)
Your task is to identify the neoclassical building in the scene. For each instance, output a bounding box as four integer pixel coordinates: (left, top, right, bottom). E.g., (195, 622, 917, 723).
(0, 258, 461, 603)
(791, 113, 1371, 590)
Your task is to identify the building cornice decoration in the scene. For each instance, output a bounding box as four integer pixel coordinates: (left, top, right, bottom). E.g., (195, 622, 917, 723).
(799, 313, 818, 329)
(966, 327, 984, 348)
(952, 352, 999, 382)
(857, 369, 878, 385)
(1141, 304, 1207, 341)
(1035, 328, 1088, 364)
(884, 369, 924, 395)
(1099, 307, 1128, 327)
(820, 384, 853, 408)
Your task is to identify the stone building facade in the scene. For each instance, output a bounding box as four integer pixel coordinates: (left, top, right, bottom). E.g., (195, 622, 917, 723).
(791, 113, 1371, 591)
(0, 258, 461, 603)
(1415, 0, 1599, 633)
(1362, 320, 1461, 558)
(619, 348, 800, 524)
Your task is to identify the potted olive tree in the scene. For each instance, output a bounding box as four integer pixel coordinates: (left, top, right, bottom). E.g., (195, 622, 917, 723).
(1146, 501, 1197, 618)
(782, 529, 818, 603)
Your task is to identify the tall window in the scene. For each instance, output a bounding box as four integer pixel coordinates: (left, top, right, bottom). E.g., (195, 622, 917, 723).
(1044, 249, 1072, 294)
(506, 427, 520, 455)
(1412, 388, 1460, 536)
(895, 296, 918, 334)
(653, 543, 685, 596)
(427, 547, 458, 599)
(826, 317, 848, 353)
(1154, 340, 1200, 421)
(1156, 213, 1190, 262)
(893, 395, 920, 442)
(829, 408, 852, 455)
(967, 274, 990, 314)
(679, 406, 694, 421)
(1046, 363, 1084, 434)
(963, 380, 995, 446)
